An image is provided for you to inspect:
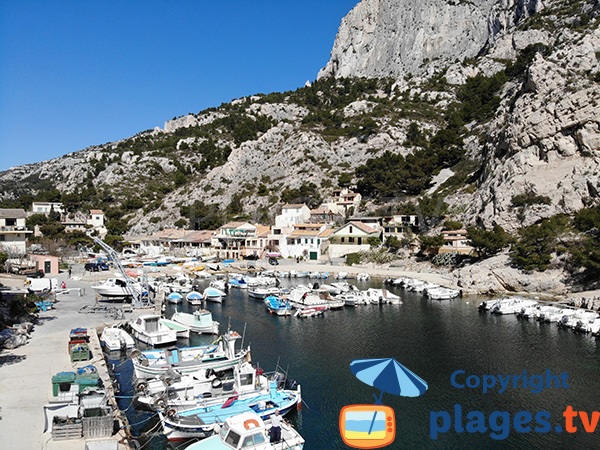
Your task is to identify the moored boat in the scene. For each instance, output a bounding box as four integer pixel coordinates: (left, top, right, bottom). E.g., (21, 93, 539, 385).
(132, 331, 250, 379)
(184, 411, 305, 450)
(171, 310, 220, 334)
(203, 287, 227, 303)
(264, 295, 293, 316)
(159, 380, 301, 442)
(129, 314, 178, 347)
(100, 325, 135, 352)
(160, 318, 191, 339)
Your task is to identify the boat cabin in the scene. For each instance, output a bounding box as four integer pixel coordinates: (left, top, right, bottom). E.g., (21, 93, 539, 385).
(218, 413, 271, 449)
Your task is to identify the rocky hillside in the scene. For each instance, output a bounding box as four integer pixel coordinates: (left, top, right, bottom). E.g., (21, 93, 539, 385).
(0, 0, 598, 254)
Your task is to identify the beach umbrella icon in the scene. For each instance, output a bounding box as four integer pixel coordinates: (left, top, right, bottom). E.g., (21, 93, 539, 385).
(167, 292, 183, 301)
(350, 358, 428, 404)
(186, 291, 203, 301)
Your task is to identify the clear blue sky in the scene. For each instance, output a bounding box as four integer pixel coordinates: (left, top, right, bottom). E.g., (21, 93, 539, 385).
(0, 1, 358, 171)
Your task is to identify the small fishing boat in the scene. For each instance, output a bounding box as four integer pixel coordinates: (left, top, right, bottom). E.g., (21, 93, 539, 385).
(203, 287, 227, 303)
(91, 277, 142, 299)
(100, 325, 135, 351)
(364, 288, 402, 305)
(159, 381, 301, 441)
(186, 291, 204, 306)
(167, 292, 184, 304)
(170, 310, 220, 334)
(136, 362, 290, 413)
(264, 295, 293, 316)
(132, 331, 250, 379)
(248, 286, 282, 300)
(159, 318, 191, 339)
(425, 287, 461, 300)
(184, 411, 305, 450)
(129, 314, 178, 347)
(294, 305, 326, 318)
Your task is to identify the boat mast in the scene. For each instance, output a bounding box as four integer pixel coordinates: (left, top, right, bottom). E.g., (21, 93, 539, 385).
(92, 237, 151, 309)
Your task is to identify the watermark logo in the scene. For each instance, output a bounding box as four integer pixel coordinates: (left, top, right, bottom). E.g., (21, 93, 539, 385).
(429, 369, 592, 441)
(340, 358, 428, 449)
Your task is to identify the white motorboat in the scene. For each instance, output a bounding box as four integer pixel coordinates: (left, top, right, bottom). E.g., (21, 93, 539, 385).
(100, 325, 135, 352)
(364, 288, 402, 305)
(203, 286, 227, 303)
(248, 286, 282, 300)
(170, 310, 219, 334)
(294, 305, 326, 318)
(184, 411, 305, 450)
(490, 298, 538, 315)
(356, 272, 370, 281)
(91, 277, 142, 298)
(338, 291, 368, 307)
(129, 314, 178, 347)
(425, 287, 461, 300)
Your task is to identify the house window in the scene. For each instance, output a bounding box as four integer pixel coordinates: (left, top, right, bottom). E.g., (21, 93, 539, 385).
(0, 235, 4, 241)
(349, 226, 353, 233)
(5, 218, 16, 226)
(341, 237, 345, 243)
(349, 237, 355, 243)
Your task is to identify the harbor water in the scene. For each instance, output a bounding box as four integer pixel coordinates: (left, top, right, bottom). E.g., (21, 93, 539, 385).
(110, 278, 600, 449)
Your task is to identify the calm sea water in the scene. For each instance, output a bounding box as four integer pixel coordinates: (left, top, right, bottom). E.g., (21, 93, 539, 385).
(109, 278, 600, 449)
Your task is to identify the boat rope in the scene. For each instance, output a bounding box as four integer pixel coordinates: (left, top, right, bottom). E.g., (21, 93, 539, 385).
(301, 398, 313, 410)
(113, 395, 136, 399)
(125, 412, 160, 428)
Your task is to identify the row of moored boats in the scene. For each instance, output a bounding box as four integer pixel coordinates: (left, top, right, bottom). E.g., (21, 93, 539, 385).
(478, 297, 600, 335)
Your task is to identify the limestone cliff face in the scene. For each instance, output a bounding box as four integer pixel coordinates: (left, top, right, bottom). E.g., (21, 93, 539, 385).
(0, 0, 597, 256)
(318, 0, 543, 80)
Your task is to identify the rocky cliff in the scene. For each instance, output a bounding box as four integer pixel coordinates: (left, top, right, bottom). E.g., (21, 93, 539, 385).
(318, 0, 544, 80)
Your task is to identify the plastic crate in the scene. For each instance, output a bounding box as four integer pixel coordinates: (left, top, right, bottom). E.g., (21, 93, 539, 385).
(51, 371, 76, 396)
(52, 417, 83, 440)
(82, 407, 113, 438)
(75, 373, 101, 392)
(70, 343, 91, 362)
(70, 327, 88, 339)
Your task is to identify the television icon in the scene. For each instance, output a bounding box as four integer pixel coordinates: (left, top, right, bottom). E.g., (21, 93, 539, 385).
(339, 404, 396, 449)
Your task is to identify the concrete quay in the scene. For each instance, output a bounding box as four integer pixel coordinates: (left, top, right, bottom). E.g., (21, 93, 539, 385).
(0, 268, 148, 450)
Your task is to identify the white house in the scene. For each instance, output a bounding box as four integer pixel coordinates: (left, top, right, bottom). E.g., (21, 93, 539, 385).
(286, 223, 331, 261)
(87, 209, 105, 228)
(30, 202, 64, 216)
(275, 204, 311, 228)
(438, 229, 473, 255)
(328, 221, 381, 258)
(324, 188, 362, 217)
(268, 204, 312, 257)
(0, 209, 33, 256)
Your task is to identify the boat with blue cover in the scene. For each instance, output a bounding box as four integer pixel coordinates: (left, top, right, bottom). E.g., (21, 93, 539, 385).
(159, 380, 302, 442)
(132, 331, 250, 379)
(264, 296, 292, 316)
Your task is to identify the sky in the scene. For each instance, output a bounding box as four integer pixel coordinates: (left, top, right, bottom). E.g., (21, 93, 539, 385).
(0, 1, 358, 171)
